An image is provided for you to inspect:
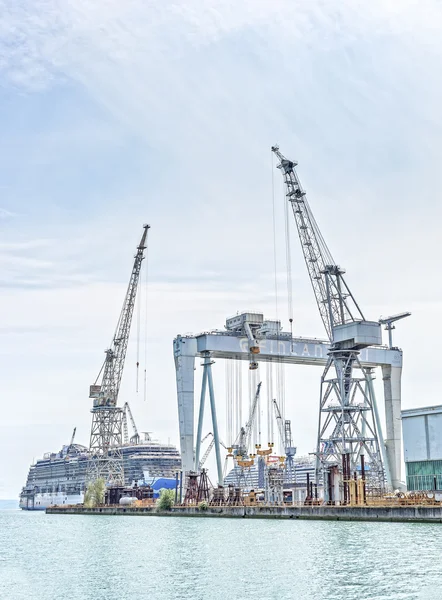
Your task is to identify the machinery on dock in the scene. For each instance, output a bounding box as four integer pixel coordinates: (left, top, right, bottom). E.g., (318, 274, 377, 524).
(229, 382, 262, 489)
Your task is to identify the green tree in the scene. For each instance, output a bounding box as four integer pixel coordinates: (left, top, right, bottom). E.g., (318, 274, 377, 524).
(156, 488, 175, 511)
(84, 478, 105, 508)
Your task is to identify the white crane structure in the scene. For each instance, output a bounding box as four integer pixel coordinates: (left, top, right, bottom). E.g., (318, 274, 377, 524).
(174, 151, 407, 491)
(271, 145, 410, 496)
(87, 225, 149, 485)
(68, 427, 77, 452)
(198, 433, 228, 469)
(233, 382, 262, 460)
(273, 399, 296, 484)
(174, 320, 404, 491)
(199, 437, 215, 469)
(227, 382, 263, 489)
(122, 402, 140, 445)
(379, 312, 411, 349)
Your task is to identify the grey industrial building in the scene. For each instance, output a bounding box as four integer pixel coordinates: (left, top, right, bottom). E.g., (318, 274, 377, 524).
(402, 405, 442, 491)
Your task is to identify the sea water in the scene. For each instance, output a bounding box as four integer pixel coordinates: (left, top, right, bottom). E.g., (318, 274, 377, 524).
(0, 509, 441, 600)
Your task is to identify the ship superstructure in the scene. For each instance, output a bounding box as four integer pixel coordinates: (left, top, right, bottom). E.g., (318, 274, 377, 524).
(20, 431, 181, 510)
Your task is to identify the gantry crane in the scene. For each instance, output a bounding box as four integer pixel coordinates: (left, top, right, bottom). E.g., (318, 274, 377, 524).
(272, 400, 296, 484)
(272, 146, 387, 497)
(87, 225, 150, 485)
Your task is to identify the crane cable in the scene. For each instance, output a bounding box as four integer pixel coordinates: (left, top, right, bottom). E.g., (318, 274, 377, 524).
(236, 360, 242, 443)
(136, 268, 141, 393)
(225, 360, 233, 446)
(266, 361, 274, 445)
(284, 182, 294, 345)
(143, 233, 149, 402)
(271, 148, 286, 437)
(271, 150, 279, 322)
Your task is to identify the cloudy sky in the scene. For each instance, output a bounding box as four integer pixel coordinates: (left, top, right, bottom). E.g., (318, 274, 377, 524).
(1, 0, 442, 498)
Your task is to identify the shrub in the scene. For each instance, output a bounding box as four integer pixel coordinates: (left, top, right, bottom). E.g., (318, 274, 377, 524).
(198, 500, 208, 512)
(84, 478, 105, 508)
(156, 488, 175, 511)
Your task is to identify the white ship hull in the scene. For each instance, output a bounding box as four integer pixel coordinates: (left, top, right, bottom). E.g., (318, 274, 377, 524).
(19, 491, 84, 511)
(20, 434, 181, 510)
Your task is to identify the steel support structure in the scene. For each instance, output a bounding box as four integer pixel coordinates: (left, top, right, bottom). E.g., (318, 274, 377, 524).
(194, 352, 224, 486)
(365, 367, 391, 487)
(88, 407, 124, 484)
(315, 350, 384, 490)
(174, 332, 404, 489)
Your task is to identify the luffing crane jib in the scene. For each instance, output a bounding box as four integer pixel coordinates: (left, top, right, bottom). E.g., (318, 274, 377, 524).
(271, 145, 382, 350)
(90, 224, 150, 410)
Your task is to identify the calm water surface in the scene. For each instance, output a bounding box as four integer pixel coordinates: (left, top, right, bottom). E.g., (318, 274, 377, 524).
(1, 510, 441, 600)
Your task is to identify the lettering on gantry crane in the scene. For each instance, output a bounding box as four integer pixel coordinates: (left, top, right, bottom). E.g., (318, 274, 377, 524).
(238, 337, 325, 359)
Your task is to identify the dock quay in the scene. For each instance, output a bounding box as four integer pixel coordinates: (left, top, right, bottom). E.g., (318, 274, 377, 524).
(46, 504, 442, 523)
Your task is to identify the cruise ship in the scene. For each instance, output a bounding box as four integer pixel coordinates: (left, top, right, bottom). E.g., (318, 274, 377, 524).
(18, 227, 185, 510)
(19, 432, 181, 510)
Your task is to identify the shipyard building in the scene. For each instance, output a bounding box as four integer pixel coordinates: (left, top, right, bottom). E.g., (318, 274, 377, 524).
(402, 405, 442, 492)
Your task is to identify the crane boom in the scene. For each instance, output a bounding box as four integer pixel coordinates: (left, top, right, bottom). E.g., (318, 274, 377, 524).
(271, 147, 386, 493)
(199, 438, 215, 468)
(273, 399, 296, 484)
(244, 381, 262, 453)
(199, 434, 227, 468)
(122, 409, 129, 445)
(271, 146, 365, 341)
(69, 427, 76, 447)
(125, 402, 140, 444)
(87, 225, 149, 485)
(235, 382, 262, 457)
(272, 399, 285, 450)
(90, 224, 150, 408)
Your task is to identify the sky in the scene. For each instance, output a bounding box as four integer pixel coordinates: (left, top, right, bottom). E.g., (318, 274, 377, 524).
(1, 0, 442, 498)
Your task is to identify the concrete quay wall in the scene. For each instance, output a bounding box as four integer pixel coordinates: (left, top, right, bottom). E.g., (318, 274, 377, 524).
(46, 504, 442, 523)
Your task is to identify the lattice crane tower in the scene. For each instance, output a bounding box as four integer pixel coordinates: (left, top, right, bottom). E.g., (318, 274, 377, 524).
(87, 225, 149, 485)
(271, 146, 386, 492)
